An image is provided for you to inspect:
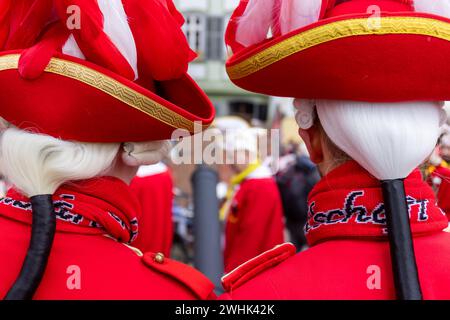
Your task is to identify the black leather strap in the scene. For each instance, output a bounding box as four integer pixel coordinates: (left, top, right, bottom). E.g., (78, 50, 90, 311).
(4, 195, 56, 300)
(381, 179, 422, 300)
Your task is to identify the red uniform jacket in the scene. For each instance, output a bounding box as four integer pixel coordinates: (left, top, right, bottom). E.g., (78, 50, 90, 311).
(434, 165, 450, 220)
(438, 180, 450, 220)
(130, 163, 174, 255)
(220, 161, 450, 299)
(0, 177, 214, 300)
(224, 167, 285, 273)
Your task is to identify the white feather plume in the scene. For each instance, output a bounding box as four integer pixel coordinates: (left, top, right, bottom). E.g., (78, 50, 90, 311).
(97, 0, 139, 80)
(414, 0, 450, 18)
(279, 0, 322, 35)
(62, 34, 86, 60)
(236, 0, 275, 47)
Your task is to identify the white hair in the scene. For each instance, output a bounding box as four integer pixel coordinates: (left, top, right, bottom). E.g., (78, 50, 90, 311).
(316, 101, 443, 180)
(0, 128, 120, 197)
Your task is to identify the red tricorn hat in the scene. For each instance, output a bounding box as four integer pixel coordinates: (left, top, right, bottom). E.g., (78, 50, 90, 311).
(0, 0, 215, 142)
(225, 0, 450, 102)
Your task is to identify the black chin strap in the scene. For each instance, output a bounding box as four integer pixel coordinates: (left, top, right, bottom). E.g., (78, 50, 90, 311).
(381, 179, 422, 300)
(4, 195, 56, 300)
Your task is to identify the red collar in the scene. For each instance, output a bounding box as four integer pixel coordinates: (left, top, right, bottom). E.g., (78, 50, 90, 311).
(0, 177, 140, 243)
(306, 161, 448, 246)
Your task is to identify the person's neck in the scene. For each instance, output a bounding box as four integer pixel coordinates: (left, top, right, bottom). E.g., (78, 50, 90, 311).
(318, 159, 349, 177)
(107, 157, 139, 185)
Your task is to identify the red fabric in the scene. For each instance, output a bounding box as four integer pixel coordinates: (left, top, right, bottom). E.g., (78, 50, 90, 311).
(438, 180, 450, 221)
(18, 22, 69, 79)
(433, 165, 450, 220)
(225, 0, 450, 101)
(123, 0, 196, 81)
(438, 182, 450, 221)
(4, 0, 53, 50)
(220, 235, 450, 300)
(325, 0, 413, 17)
(224, 177, 285, 273)
(130, 170, 174, 255)
(0, 177, 215, 299)
(219, 162, 450, 299)
(222, 243, 296, 292)
(142, 252, 215, 299)
(0, 0, 11, 49)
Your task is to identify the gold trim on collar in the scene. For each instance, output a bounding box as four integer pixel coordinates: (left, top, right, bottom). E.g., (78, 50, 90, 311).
(227, 16, 450, 80)
(0, 54, 208, 132)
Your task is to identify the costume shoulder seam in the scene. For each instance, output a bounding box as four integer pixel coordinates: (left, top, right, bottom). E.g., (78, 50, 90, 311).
(142, 252, 215, 299)
(221, 243, 296, 292)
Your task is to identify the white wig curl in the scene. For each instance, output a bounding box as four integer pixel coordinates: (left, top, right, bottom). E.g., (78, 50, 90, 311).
(315, 101, 444, 180)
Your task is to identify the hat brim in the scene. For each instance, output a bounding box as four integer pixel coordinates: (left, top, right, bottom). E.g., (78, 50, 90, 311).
(0, 51, 215, 142)
(226, 13, 450, 102)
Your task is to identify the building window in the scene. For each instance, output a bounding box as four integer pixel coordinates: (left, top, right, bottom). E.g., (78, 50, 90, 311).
(183, 13, 207, 60)
(229, 101, 269, 122)
(206, 16, 225, 61)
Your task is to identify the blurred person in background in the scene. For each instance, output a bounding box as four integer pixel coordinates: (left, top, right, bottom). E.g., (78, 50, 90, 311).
(437, 132, 450, 219)
(426, 129, 450, 221)
(0, 0, 215, 300)
(276, 143, 320, 251)
(215, 117, 285, 273)
(440, 129, 450, 164)
(220, 0, 450, 300)
(130, 161, 174, 256)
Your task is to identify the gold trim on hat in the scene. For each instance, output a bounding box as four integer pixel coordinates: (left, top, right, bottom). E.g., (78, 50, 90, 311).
(0, 54, 209, 132)
(227, 16, 450, 80)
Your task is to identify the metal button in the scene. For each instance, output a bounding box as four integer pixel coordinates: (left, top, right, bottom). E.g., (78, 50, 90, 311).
(154, 252, 165, 264)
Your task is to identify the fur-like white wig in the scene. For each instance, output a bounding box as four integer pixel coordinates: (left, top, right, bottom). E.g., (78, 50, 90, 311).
(316, 101, 444, 180)
(0, 128, 120, 197)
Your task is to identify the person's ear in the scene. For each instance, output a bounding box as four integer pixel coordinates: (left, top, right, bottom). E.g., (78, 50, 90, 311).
(298, 124, 324, 163)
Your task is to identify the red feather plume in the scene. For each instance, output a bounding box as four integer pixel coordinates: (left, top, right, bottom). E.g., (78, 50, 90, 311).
(5, 0, 53, 50)
(54, 0, 135, 80)
(19, 22, 69, 79)
(0, 0, 12, 49)
(122, 0, 196, 81)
